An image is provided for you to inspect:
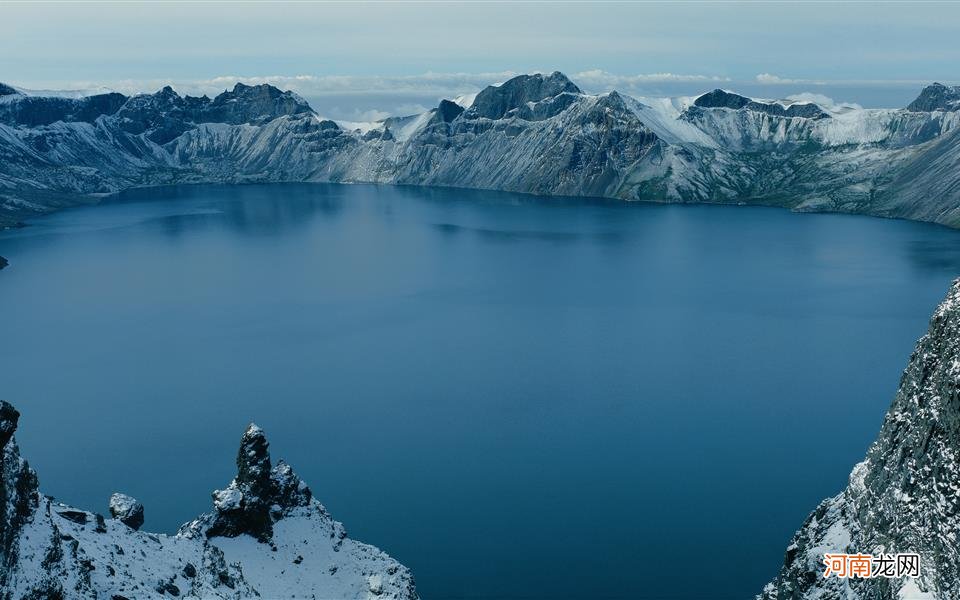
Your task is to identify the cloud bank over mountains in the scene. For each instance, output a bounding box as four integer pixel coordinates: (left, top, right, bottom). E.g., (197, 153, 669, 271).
(15, 70, 959, 122)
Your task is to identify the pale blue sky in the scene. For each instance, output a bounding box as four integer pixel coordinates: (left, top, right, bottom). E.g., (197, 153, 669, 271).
(3, 1, 959, 117)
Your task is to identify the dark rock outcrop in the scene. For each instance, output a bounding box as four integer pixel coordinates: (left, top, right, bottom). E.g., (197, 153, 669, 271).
(694, 88, 829, 119)
(199, 423, 312, 543)
(0, 91, 128, 127)
(761, 279, 960, 599)
(108, 493, 144, 530)
(0, 257, 7, 270)
(435, 99, 464, 123)
(0, 401, 40, 586)
(907, 83, 960, 112)
(694, 89, 752, 110)
(112, 82, 314, 144)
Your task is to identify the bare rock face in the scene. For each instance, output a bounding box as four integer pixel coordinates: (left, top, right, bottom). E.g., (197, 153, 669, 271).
(0, 401, 39, 588)
(761, 279, 960, 600)
(0, 90, 127, 127)
(0, 408, 35, 581)
(108, 493, 144, 530)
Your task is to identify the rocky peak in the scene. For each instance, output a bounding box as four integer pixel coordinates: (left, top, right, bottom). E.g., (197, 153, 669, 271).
(907, 82, 960, 112)
(694, 88, 828, 119)
(695, 89, 752, 110)
(468, 71, 582, 120)
(0, 402, 18, 448)
(236, 424, 273, 500)
(435, 99, 464, 123)
(0, 91, 128, 127)
(109, 81, 315, 144)
(200, 423, 312, 542)
(0, 83, 19, 97)
(205, 82, 313, 124)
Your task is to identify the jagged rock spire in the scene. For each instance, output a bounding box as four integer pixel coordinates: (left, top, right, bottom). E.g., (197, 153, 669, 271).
(435, 99, 464, 123)
(203, 422, 312, 542)
(236, 424, 273, 499)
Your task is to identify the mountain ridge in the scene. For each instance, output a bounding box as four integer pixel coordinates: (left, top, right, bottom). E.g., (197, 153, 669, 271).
(1, 73, 960, 232)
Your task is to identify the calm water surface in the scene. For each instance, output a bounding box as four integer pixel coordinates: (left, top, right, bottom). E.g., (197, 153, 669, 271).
(2, 183, 960, 599)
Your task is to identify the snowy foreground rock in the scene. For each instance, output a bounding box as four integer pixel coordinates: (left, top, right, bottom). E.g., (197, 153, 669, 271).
(761, 279, 960, 600)
(0, 407, 417, 599)
(3, 73, 960, 229)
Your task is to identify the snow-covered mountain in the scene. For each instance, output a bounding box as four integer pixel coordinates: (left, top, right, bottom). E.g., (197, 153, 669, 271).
(3, 72, 960, 230)
(760, 279, 960, 600)
(0, 402, 417, 599)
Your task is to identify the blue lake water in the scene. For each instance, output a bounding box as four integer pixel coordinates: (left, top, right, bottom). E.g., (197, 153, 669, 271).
(1, 183, 959, 599)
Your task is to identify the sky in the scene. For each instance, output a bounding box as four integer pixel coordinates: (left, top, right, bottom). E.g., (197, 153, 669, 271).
(3, 1, 960, 119)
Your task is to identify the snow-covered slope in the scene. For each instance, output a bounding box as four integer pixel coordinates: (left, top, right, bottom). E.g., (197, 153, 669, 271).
(760, 279, 960, 600)
(3, 72, 960, 230)
(0, 402, 417, 599)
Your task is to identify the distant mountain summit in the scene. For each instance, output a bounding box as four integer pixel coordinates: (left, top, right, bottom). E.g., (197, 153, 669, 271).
(907, 82, 960, 112)
(2, 71, 960, 231)
(467, 71, 581, 120)
(0, 89, 127, 127)
(693, 88, 830, 119)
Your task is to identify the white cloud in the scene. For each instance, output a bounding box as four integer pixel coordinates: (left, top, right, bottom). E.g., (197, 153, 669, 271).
(35, 72, 526, 99)
(756, 73, 829, 85)
(574, 69, 731, 91)
(352, 108, 392, 122)
(19, 70, 741, 100)
(756, 73, 795, 84)
(392, 103, 430, 116)
(784, 92, 862, 111)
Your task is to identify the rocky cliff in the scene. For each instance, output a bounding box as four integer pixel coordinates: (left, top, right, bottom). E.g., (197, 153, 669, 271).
(760, 279, 960, 600)
(0, 402, 417, 599)
(3, 72, 960, 230)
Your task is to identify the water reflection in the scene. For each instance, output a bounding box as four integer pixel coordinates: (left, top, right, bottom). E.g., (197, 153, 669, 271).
(906, 238, 960, 272)
(111, 184, 348, 238)
(432, 222, 627, 245)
